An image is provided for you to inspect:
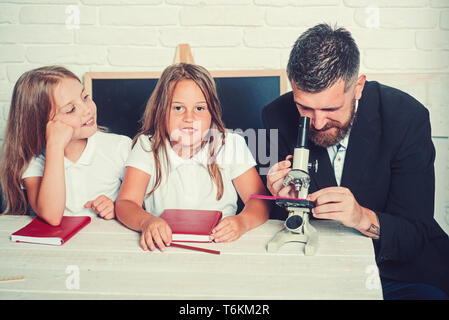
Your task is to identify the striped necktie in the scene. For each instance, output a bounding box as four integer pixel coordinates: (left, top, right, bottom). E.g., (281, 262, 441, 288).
(332, 143, 342, 168)
(332, 143, 345, 185)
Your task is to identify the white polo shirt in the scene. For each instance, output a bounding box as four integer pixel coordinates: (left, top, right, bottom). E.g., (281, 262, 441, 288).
(125, 131, 256, 218)
(22, 131, 132, 217)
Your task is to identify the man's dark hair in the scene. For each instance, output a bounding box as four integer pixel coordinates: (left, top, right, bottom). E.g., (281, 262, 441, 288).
(287, 23, 360, 93)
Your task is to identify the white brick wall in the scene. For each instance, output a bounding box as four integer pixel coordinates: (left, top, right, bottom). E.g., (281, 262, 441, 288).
(19, 5, 96, 25)
(0, 0, 448, 229)
(100, 7, 178, 26)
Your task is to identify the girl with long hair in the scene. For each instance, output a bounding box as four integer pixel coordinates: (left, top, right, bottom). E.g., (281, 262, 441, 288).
(116, 63, 269, 251)
(0, 66, 131, 225)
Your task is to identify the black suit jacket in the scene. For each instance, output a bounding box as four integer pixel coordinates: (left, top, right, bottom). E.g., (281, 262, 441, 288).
(261, 80, 449, 295)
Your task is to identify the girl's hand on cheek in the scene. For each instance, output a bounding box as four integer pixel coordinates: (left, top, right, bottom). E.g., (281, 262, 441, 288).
(46, 118, 74, 149)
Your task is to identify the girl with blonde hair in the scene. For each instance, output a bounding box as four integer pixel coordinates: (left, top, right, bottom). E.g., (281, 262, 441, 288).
(0, 66, 131, 225)
(116, 63, 269, 251)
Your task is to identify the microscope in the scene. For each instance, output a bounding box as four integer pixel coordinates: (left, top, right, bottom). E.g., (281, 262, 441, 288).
(266, 116, 319, 255)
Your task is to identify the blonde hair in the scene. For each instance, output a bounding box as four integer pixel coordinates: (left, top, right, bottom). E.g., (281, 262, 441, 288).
(135, 63, 226, 200)
(0, 66, 81, 215)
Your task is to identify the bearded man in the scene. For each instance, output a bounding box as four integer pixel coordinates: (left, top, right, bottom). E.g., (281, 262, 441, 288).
(262, 23, 449, 300)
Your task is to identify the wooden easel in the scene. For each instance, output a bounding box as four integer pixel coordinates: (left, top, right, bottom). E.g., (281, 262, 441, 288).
(174, 44, 195, 64)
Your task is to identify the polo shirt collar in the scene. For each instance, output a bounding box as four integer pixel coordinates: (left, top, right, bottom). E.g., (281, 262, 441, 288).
(64, 132, 97, 168)
(165, 139, 210, 171)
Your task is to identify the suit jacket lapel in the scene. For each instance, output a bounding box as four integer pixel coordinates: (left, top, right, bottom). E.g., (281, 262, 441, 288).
(340, 117, 377, 190)
(340, 83, 381, 191)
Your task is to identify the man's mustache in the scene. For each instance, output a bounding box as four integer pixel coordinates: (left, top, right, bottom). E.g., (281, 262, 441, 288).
(309, 120, 342, 133)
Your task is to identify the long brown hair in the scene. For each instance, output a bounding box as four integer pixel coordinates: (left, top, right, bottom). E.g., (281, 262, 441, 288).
(0, 66, 81, 215)
(135, 63, 226, 200)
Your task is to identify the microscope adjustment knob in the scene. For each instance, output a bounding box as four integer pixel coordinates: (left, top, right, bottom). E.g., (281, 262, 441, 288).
(285, 215, 304, 231)
(308, 159, 318, 173)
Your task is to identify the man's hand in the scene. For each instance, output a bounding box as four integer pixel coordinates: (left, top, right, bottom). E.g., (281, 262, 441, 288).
(266, 155, 297, 198)
(307, 186, 380, 238)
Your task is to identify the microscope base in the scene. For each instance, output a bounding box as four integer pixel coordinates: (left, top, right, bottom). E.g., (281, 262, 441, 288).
(266, 220, 319, 256)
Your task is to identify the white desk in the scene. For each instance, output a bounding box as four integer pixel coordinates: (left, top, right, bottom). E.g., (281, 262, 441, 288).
(0, 216, 382, 300)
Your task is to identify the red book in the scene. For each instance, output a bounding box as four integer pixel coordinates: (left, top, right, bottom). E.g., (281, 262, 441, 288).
(160, 209, 222, 243)
(10, 216, 91, 246)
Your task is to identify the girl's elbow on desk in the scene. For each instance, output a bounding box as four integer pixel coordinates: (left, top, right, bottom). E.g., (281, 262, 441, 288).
(36, 209, 64, 226)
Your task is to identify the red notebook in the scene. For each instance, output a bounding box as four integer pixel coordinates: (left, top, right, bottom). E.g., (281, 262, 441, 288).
(160, 209, 222, 243)
(10, 216, 91, 246)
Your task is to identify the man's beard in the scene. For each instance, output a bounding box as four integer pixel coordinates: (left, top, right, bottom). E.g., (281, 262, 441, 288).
(309, 99, 356, 148)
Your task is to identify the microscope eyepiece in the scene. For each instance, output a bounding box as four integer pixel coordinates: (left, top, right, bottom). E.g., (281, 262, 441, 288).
(296, 116, 310, 149)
